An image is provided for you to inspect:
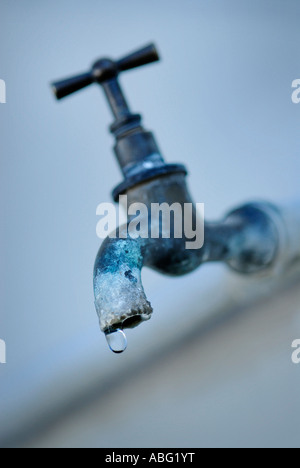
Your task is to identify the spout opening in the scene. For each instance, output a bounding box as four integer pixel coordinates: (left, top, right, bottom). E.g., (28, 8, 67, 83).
(122, 314, 147, 329)
(103, 313, 150, 335)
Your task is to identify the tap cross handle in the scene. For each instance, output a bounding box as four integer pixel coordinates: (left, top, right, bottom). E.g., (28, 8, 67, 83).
(51, 43, 160, 101)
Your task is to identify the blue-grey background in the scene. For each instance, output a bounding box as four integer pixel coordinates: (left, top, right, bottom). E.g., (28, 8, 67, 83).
(0, 0, 300, 448)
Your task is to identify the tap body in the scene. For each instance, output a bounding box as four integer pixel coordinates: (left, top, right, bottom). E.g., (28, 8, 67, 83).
(94, 171, 279, 333)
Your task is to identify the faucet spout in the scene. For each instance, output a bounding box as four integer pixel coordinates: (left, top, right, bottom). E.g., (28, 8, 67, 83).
(94, 234, 153, 333)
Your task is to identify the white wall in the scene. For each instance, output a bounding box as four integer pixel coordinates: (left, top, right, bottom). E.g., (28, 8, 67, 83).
(23, 276, 300, 448)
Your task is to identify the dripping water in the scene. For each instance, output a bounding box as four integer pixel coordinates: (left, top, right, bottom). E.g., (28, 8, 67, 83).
(105, 329, 127, 354)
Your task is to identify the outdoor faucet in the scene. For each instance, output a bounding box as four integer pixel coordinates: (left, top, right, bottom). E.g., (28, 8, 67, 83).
(51, 44, 296, 353)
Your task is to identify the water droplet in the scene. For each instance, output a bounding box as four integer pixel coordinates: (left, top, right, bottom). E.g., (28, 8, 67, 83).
(105, 329, 127, 354)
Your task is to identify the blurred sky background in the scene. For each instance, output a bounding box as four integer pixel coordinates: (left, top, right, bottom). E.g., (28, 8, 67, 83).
(0, 0, 300, 448)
